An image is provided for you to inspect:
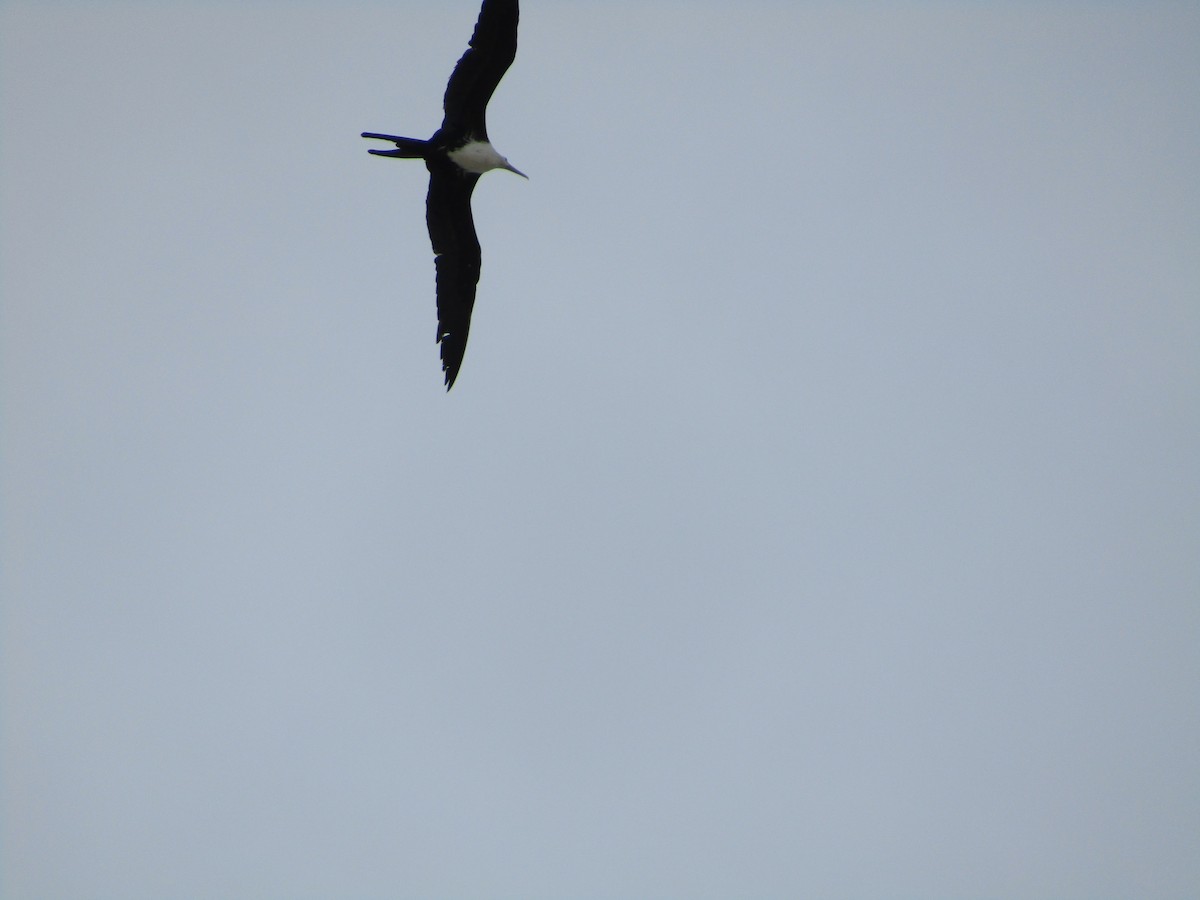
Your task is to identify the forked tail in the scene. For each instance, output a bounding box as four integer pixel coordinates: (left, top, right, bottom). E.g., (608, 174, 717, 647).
(361, 133, 430, 158)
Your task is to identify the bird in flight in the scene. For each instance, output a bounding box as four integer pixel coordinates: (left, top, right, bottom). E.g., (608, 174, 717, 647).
(362, 0, 525, 390)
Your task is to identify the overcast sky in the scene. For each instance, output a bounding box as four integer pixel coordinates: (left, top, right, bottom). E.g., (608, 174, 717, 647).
(3, 2, 1198, 898)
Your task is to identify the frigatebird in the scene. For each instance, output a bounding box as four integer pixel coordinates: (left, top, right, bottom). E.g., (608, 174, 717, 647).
(362, 0, 525, 389)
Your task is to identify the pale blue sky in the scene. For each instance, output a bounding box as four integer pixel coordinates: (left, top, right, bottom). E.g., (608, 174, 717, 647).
(3, 2, 1198, 898)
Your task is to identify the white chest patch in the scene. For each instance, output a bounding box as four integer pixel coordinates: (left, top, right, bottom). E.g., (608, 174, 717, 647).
(448, 140, 508, 174)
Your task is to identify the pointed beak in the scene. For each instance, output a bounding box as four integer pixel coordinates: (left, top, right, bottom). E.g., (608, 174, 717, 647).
(503, 161, 528, 179)
(368, 147, 413, 157)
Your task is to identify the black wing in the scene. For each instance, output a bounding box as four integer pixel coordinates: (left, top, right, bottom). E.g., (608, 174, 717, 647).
(425, 156, 482, 389)
(441, 0, 519, 139)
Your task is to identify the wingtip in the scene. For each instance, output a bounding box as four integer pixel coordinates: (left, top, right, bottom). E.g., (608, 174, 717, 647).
(439, 334, 467, 391)
(442, 355, 462, 390)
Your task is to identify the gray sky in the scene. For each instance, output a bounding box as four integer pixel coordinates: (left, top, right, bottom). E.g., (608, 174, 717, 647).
(3, 2, 1198, 897)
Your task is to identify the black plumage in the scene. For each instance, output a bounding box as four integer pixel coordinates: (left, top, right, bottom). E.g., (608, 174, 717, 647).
(362, 0, 524, 389)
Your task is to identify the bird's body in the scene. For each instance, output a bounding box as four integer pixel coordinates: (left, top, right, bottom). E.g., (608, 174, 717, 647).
(447, 139, 516, 175)
(362, 0, 524, 389)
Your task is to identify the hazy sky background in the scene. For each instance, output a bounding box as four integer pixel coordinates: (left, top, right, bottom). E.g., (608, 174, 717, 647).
(3, 2, 1198, 897)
